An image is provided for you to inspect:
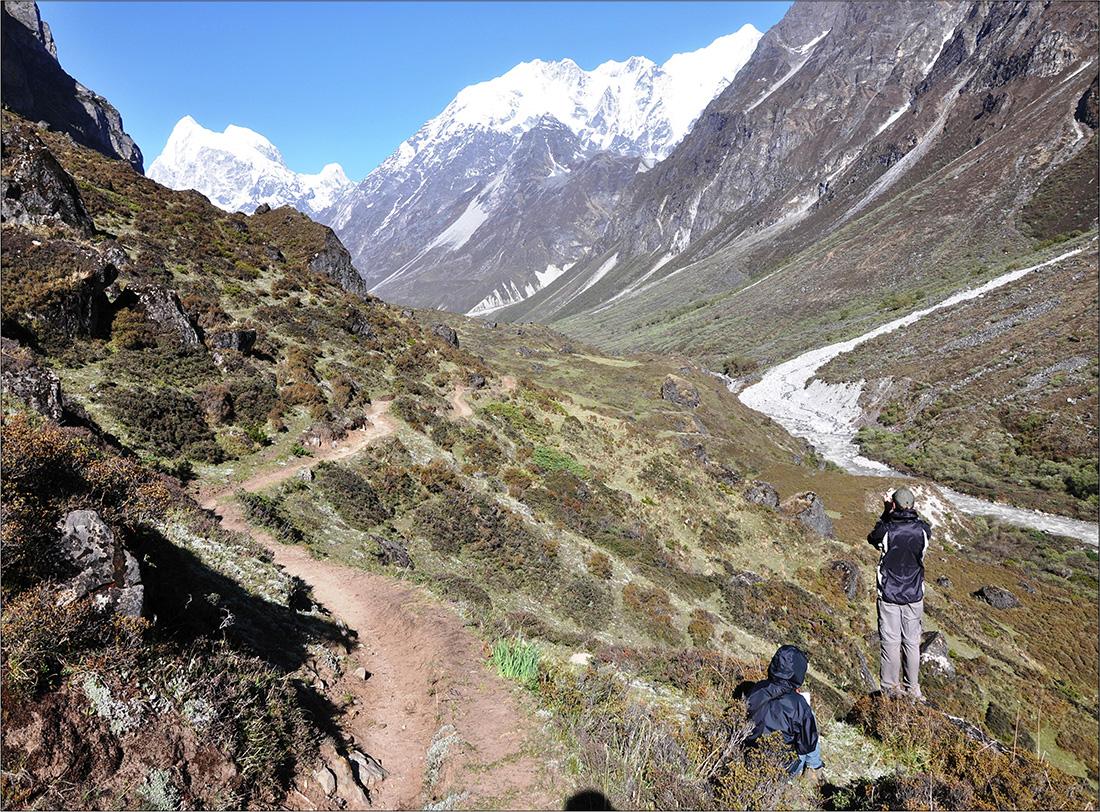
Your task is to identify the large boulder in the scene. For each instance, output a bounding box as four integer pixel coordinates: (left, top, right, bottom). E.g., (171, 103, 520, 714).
(55, 509, 143, 617)
(973, 585, 1020, 609)
(660, 375, 700, 408)
(206, 328, 256, 354)
(781, 491, 836, 538)
(1, 337, 64, 421)
(744, 480, 780, 508)
(1, 123, 94, 234)
(919, 631, 955, 679)
(430, 323, 459, 348)
(372, 535, 413, 569)
(129, 285, 201, 348)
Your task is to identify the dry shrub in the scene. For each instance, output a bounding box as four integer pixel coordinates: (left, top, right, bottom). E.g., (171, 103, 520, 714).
(585, 550, 613, 580)
(622, 582, 681, 645)
(846, 694, 1093, 810)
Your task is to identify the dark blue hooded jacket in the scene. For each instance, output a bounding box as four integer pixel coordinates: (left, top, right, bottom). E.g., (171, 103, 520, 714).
(867, 507, 931, 605)
(745, 645, 818, 756)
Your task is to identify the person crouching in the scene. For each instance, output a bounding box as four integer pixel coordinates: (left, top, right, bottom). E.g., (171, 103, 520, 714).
(745, 644, 823, 780)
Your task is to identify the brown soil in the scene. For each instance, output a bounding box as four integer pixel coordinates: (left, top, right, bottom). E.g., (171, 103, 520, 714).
(197, 398, 561, 810)
(448, 387, 474, 420)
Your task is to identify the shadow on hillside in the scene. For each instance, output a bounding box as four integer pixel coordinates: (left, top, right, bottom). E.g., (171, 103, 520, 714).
(135, 522, 354, 671)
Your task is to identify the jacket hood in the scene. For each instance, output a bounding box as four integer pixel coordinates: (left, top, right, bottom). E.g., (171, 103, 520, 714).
(889, 507, 920, 521)
(767, 645, 808, 688)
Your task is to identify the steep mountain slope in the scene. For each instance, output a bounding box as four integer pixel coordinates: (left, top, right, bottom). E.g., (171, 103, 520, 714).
(4, 4, 1098, 808)
(322, 26, 762, 313)
(148, 116, 352, 215)
(1, 1, 143, 171)
(509, 0, 1097, 353)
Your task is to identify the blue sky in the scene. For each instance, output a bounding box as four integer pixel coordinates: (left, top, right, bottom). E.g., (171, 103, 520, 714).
(41, 1, 790, 179)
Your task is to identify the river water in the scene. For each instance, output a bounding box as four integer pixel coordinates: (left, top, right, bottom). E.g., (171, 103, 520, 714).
(735, 245, 1099, 546)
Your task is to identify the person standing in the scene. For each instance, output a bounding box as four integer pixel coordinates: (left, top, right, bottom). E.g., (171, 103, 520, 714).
(867, 486, 931, 700)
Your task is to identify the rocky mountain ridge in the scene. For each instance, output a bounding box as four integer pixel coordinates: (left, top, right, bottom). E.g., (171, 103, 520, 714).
(1, 0, 144, 172)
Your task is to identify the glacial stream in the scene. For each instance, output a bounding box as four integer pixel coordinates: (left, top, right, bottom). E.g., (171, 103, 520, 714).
(736, 245, 1100, 546)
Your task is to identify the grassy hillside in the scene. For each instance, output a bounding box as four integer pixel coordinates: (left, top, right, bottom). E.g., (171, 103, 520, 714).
(3, 114, 1096, 808)
(820, 246, 1099, 520)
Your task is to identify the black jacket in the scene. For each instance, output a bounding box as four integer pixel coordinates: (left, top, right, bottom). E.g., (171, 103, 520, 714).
(746, 646, 818, 756)
(867, 506, 931, 604)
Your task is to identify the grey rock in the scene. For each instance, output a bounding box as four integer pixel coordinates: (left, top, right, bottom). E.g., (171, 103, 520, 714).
(430, 323, 459, 348)
(131, 285, 201, 348)
(829, 559, 861, 600)
(2, 3, 143, 171)
(781, 491, 835, 538)
(312, 766, 336, 797)
(726, 569, 763, 588)
(206, 328, 256, 354)
(253, 203, 272, 215)
(1, 124, 94, 234)
(353, 666, 369, 680)
(297, 468, 314, 483)
(55, 509, 143, 617)
(660, 375, 700, 408)
(1042, 564, 1072, 579)
(372, 535, 413, 569)
(349, 749, 388, 784)
(705, 463, 741, 488)
(919, 631, 955, 679)
(973, 585, 1020, 610)
(935, 575, 953, 589)
(516, 346, 537, 358)
(744, 480, 780, 509)
(468, 373, 487, 389)
(308, 229, 368, 297)
(1, 338, 65, 421)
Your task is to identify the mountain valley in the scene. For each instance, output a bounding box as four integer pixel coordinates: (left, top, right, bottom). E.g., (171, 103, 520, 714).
(2, 1, 1098, 810)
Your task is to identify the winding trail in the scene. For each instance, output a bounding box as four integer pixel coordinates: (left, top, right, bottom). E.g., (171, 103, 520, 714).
(197, 399, 560, 809)
(737, 245, 1099, 546)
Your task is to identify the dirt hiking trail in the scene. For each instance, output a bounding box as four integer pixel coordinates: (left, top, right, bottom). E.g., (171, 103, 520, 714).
(197, 398, 562, 810)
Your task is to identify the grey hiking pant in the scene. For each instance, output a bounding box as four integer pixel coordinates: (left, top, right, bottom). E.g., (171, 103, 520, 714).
(877, 598, 923, 698)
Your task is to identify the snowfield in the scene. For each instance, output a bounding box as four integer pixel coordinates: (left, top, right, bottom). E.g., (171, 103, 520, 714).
(737, 245, 1099, 546)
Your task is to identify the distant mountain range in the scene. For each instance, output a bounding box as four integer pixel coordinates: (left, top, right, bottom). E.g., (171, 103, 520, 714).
(147, 25, 764, 313)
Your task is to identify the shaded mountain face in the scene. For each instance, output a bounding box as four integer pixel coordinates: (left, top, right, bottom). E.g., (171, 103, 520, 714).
(321, 26, 763, 313)
(506, 0, 1097, 353)
(1, 1, 144, 172)
(148, 116, 352, 215)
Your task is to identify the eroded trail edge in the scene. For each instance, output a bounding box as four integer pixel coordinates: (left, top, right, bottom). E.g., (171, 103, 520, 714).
(198, 399, 559, 810)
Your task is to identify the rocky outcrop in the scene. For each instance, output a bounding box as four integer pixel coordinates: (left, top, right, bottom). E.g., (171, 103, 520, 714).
(1, 123, 95, 234)
(660, 375, 700, 408)
(1074, 74, 1098, 129)
(1, 2, 143, 172)
(307, 229, 368, 298)
(829, 560, 861, 600)
(781, 491, 835, 538)
(744, 480, 780, 509)
(973, 585, 1021, 609)
(130, 285, 201, 348)
(55, 509, 143, 617)
(919, 631, 955, 679)
(206, 328, 256, 354)
(1, 337, 65, 421)
(430, 323, 459, 348)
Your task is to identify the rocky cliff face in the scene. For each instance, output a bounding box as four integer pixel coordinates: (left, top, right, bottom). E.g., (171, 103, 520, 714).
(506, 0, 1097, 350)
(1, 1, 144, 172)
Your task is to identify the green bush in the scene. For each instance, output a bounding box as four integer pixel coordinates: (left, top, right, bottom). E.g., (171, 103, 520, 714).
(314, 463, 390, 529)
(531, 445, 587, 479)
(109, 386, 222, 461)
(490, 637, 540, 689)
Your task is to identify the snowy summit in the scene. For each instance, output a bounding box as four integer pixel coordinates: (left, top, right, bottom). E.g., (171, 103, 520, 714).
(148, 115, 352, 215)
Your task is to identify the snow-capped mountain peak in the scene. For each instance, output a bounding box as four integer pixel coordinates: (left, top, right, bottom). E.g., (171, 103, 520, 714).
(148, 116, 353, 215)
(388, 24, 763, 170)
